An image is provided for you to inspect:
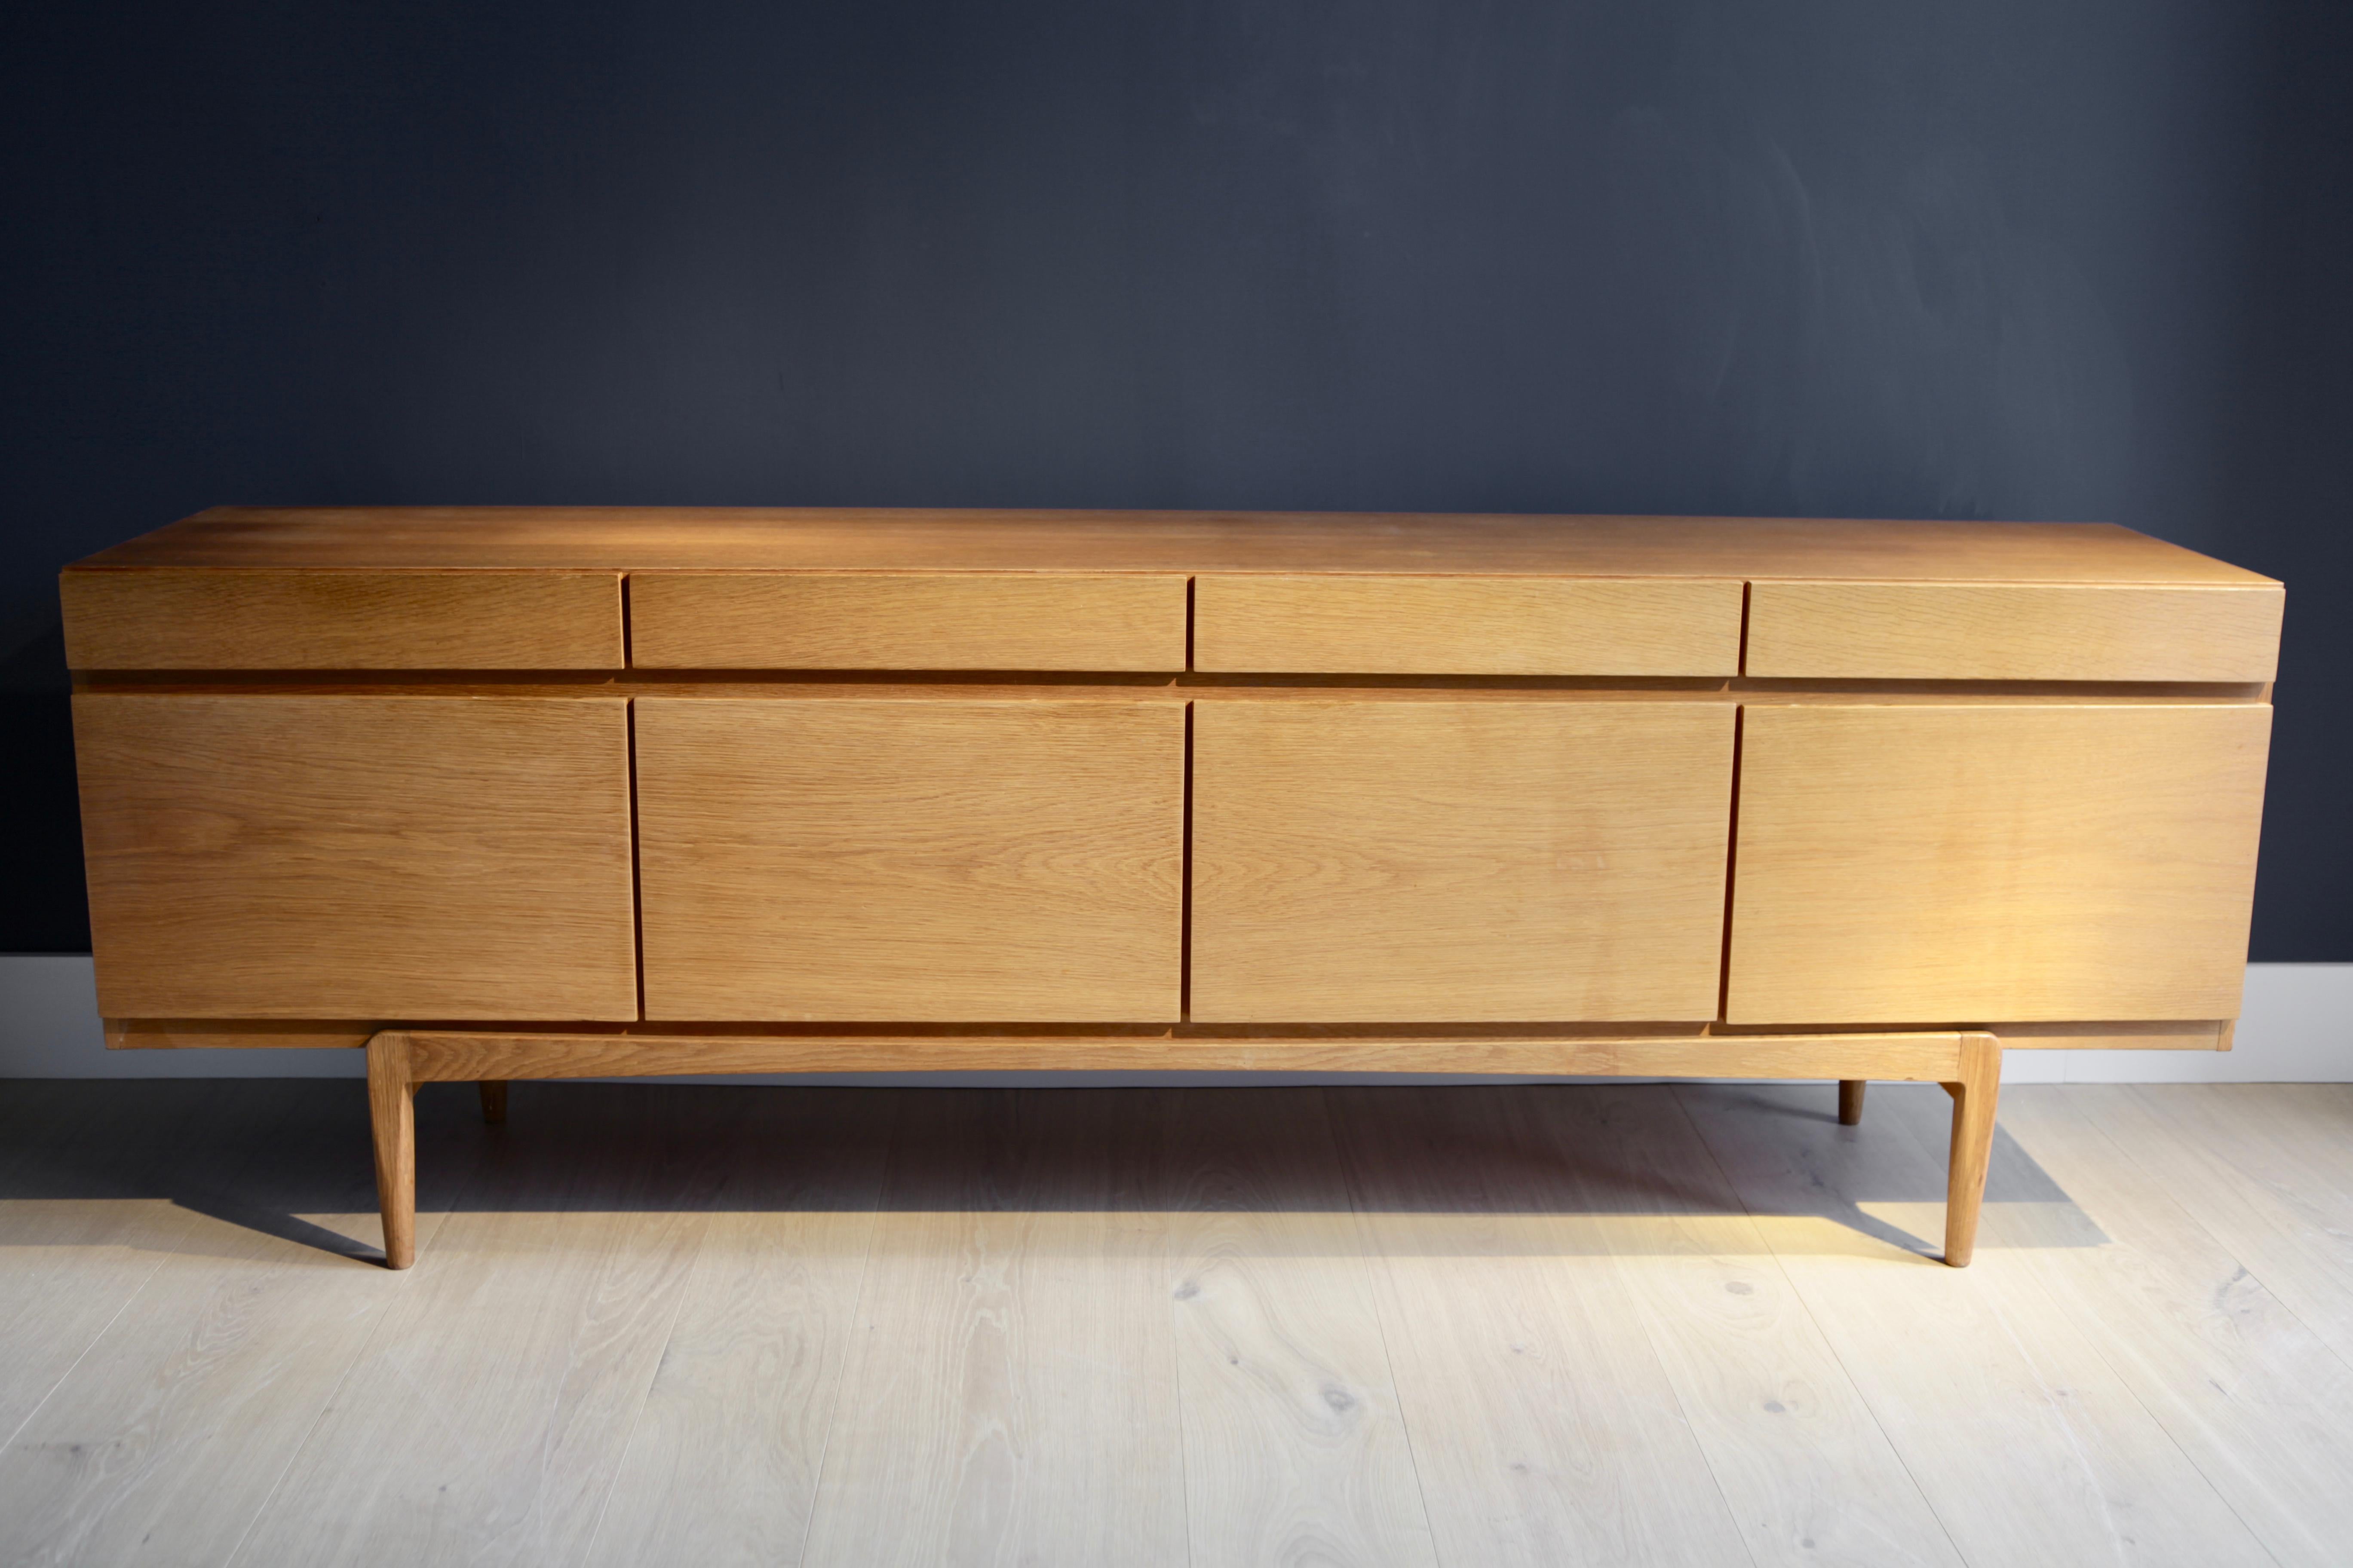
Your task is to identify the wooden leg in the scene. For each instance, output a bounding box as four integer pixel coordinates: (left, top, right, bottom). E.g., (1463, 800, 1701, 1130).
(1939, 1033, 2002, 1268)
(367, 1032, 418, 1270)
(1838, 1079, 1867, 1125)
(479, 1079, 508, 1124)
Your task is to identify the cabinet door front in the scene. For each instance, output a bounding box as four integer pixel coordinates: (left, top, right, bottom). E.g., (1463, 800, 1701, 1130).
(76, 694, 638, 1020)
(1724, 703, 2271, 1024)
(635, 698, 1184, 1020)
(1190, 700, 1735, 1022)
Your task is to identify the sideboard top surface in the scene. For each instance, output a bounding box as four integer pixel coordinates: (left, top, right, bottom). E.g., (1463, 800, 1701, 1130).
(69, 507, 2275, 586)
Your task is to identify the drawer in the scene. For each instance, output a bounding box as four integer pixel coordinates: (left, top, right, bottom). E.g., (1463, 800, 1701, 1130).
(60, 568, 624, 669)
(1745, 581, 2283, 681)
(635, 698, 1184, 1020)
(1192, 574, 1743, 675)
(1190, 699, 1735, 1020)
(1724, 703, 2270, 1024)
(76, 693, 639, 1019)
(628, 572, 1187, 669)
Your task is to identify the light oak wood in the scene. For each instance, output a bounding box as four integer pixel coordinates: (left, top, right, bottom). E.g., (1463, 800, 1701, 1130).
(367, 1032, 416, 1269)
(1678, 1081, 2276, 1565)
(1151, 1091, 1438, 1567)
(798, 1091, 1189, 1566)
(389, 1029, 1973, 1081)
(1940, 1035, 2001, 1266)
(0, 1085, 490, 1568)
(2080, 1086, 2353, 1370)
(1952, 1088, 2353, 1568)
(75, 694, 639, 1020)
(83, 506, 2275, 583)
(1726, 703, 2271, 1024)
(627, 570, 1188, 670)
(1192, 573, 1743, 674)
(1535, 1086, 1968, 1566)
(1746, 580, 2285, 682)
(1841, 1079, 1868, 1125)
(61, 566, 624, 669)
(229, 1090, 738, 1566)
(1327, 1086, 1759, 1563)
(1192, 700, 1734, 1021)
(11, 1081, 2353, 1562)
(634, 697, 1185, 1020)
(583, 1093, 893, 1568)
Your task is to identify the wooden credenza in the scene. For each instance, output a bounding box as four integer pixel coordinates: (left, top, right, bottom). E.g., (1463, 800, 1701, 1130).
(63, 508, 2283, 1269)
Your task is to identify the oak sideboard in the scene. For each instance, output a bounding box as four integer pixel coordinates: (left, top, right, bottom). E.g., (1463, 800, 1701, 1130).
(63, 508, 2282, 1269)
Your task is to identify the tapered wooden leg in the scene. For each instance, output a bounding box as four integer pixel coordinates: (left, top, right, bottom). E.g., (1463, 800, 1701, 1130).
(367, 1032, 417, 1270)
(1940, 1034, 2002, 1268)
(1838, 1079, 1867, 1125)
(478, 1079, 508, 1124)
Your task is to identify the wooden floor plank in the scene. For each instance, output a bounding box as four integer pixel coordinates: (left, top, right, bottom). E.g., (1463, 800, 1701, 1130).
(1150, 1089, 1436, 1568)
(1677, 1082, 2270, 1568)
(1915, 1086, 2353, 1568)
(224, 1085, 739, 1568)
(2080, 1086, 2353, 1368)
(1536, 1085, 1965, 1568)
(1328, 1085, 1754, 1568)
(0, 1084, 243, 1451)
(0, 1082, 492, 1568)
(579, 1091, 895, 1568)
(798, 1090, 1187, 1568)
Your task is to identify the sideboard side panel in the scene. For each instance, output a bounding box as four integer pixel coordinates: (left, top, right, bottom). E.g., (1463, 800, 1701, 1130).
(1724, 703, 2271, 1024)
(74, 693, 640, 1019)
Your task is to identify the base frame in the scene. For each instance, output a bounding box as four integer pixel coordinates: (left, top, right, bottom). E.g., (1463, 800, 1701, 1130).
(362, 1028, 2003, 1270)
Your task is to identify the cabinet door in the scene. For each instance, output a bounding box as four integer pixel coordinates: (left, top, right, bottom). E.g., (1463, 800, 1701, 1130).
(635, 698, 1184, 1020)
(1190, 700, 1735, 1022)
(76, 694, 638, 1019)
(1724, 704, 2270, 1024)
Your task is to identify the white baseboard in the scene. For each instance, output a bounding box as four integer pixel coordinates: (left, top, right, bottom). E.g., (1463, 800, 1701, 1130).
(3, 956, 2344, 1084)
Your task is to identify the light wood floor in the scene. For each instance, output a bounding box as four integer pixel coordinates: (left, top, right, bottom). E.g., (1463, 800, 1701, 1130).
(3, 1080, 2352, 1566)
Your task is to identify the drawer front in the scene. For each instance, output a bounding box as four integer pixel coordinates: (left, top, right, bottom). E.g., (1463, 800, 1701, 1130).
(635, 698, 1184, 1020)
(1190, 699, 1735, 1021)
(628, 572, 1187, 669)
(1724, 703, 2270, 1024)
(1745, 581, 2283, 681)
(76, 694, 639, 1019)
(61, 568, 624, 669)
(1192, 575, 1744, 675)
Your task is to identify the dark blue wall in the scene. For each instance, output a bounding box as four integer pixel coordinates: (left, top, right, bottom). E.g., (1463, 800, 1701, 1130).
(3, 1, 2346, 956)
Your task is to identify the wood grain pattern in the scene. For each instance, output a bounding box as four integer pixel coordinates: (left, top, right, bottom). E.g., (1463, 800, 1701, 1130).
(1951, 1087, 2353, 1568)
(627, 570, 1187, 669)
(1678, 1081, 2275, 1566)
(1192, 574, 1742, 674)
(1940, 1035, 2001, 1266)
(1539, 1086, 1968, 1567)
(61, 567, 623, 669)
(368, 1032, 416, 1269)
(1328, 1086, 1758, 1565)
(634, 698, 1184, 1020)
(0, 1084, 488, 1568)
(1191, 700, 1734, 1021)
(1726, 704, 2271, 1025)
(78, 507, 2276, 583)
(1150, 1091, 1438, 1568)
(798, 1092, 1188, 1567)
(1746, 581, 2284, 681)
(74, 694, 639, 1021)
(583, 1093, 893, 1568)
(227, 1090, 736, 1568)
(393, 1029, 1971, 1081)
